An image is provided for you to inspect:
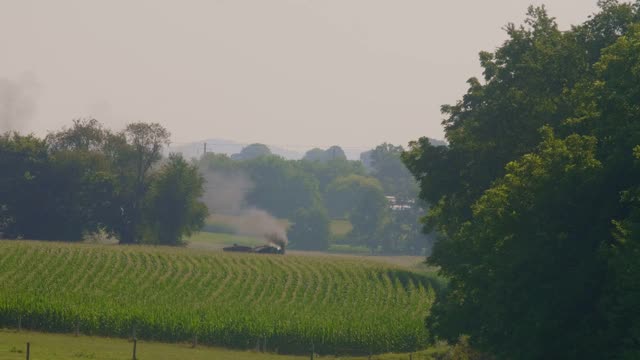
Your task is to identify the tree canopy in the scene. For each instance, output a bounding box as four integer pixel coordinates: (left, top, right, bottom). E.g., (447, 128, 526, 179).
(287, 205, 330, 251)
(143, 154, 208, 245)
(302, 146, 347, 162)
(402, 2, 640, 359)
(367, 143, 418, 203)
(0, 120, 207, 246)
(231, 143, 272, 160)
(326, 175, 389, 250)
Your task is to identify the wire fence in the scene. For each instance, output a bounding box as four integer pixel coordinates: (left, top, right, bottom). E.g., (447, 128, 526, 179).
(4, 325, 436, 360)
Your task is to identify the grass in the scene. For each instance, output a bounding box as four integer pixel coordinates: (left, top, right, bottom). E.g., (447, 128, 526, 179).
(327, 244, 371, 254)
(0, 329, 306, 360)
(185, 231, 264, 250)
(0, 241, 437, 355)
(0, 329, 448, 360)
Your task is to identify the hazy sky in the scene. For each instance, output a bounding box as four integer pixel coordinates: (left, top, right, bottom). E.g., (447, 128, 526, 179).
(0, 0, 602, 150)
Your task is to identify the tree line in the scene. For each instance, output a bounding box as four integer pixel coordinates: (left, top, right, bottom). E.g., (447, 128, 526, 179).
(0, 119, 207, 245)
(198, 141, 433, 254)
(402, 1, 640, 359)
(1, 118, 433, 254)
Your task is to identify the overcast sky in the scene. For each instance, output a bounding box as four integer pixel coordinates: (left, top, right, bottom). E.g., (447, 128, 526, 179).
(0, 0, 602, 150)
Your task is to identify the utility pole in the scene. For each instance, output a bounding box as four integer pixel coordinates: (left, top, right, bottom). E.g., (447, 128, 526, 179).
(203, 142, 207, 155)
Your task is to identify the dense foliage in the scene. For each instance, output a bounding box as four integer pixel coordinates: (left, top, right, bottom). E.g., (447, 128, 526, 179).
(0, 241, 435, 354)
(402, 2, 640, 359)
(367, 143, 418, 203)
(0, 120, 206, 245)
(287, 205, 331, 250)
(364, 143, 433, 254)
(230, 143, 272, 160)
(143, 154, 208, 245)
(302, 146, 347, 162)
(326, 175, 389, 250)
(198, 151, 428, 253)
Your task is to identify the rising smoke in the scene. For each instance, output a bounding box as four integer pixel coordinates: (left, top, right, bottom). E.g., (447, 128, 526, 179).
(0, 74, 39, 134)
(201, 171, 288, 246)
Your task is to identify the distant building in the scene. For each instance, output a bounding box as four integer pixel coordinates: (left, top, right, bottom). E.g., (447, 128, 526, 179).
(386, 196, 412, 211)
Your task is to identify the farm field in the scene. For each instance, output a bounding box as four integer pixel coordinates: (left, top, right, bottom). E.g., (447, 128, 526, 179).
(185, 232, 429, 269)
(0, 330, 449, 360)
(0, 241, 436, 355)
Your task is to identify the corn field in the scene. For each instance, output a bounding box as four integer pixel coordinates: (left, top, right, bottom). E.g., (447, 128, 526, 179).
(0, 241, 435, 354)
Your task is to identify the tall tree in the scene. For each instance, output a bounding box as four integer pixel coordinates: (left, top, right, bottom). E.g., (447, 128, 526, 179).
(231, 143, 272, 160)
(302, 148, 327, 162)
(327, 175, 389, 250)
(368, 143, 418, 203)
(302, 146, 347, 162)
(403, 2, 640, 359)
(0, 133, 53, 239)
(115, 123, 171, 244)
(243, 156, 321, 219)
(142, 154, 208, 245)
(325, 146, 347, 161)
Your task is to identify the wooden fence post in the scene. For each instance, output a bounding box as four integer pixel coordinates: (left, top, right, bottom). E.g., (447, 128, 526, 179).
(26, 342, 30, 360)
(132, 338, 137, 360)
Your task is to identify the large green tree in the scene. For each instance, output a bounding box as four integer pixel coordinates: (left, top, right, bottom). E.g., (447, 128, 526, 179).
(402, 2, 640, 359)
(299, 158, 366, 194)
(142, 154, 208, 245)
(0, 120, 201, 245)
(0, 133, 57, 239)
(302, 146, 347, 162)
(115, 122, 171, 244)
(327, 175, 389, 250)
(243, 156, 321, 219)
(0, 120, 121, 241)
(367, 143, 418, 203)
(231, 143, 272, 160)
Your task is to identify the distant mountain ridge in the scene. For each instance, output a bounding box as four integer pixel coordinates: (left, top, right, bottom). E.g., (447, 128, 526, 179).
(168, 137, 446, 161)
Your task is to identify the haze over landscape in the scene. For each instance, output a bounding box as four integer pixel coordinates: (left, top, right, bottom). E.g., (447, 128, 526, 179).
(4, 1, 640, 359)
(1, 0, 599, 151)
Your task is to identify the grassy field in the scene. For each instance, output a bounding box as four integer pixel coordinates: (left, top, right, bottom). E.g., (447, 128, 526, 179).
(0, 329, 448, 360)
(0, 241, 436, 355)
(186, 232, 265, 250)
(185, 232, 431, 269)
